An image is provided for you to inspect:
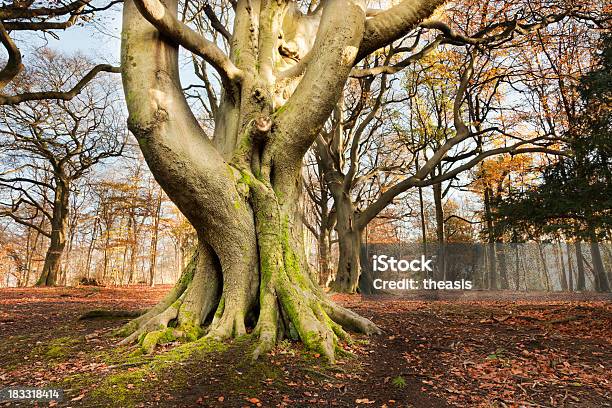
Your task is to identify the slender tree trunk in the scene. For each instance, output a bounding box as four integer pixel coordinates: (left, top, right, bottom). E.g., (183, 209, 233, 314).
(496, 243, 508, 289)
(37, 180, 70, 286)
(317, 229, 332, 287)
(483, 187, 497, 289)
(537, 243, 551, 291)
(24, 226, 33, 286)
(602, 244, 612, 285)
(148, 188, 163, 286)
(102, 224, 111, 281)
(555, 240, 568, 291)
(433, 182, 445, 281)
(520, 246, 529, 291)
(575, 241, 586, 291)
(514, 244, 520, 290)
(85, 215, 99, 281)
(128, 213, 139, 284)
(26, 220, 44, 286)
(566, 242, 574, 292)
(121, 239, 130, 284)
(418, 186, 428, 260)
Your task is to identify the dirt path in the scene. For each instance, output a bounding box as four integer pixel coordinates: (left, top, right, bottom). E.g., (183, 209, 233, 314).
(0, 287, 610, 407)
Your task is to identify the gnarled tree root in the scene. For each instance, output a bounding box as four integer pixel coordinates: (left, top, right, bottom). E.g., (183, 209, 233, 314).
(116, 247, 380, 361)
(116, 182, 381, 362)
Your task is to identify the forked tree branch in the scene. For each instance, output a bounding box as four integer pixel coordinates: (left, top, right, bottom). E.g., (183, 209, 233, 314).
(132, 0, 242, 88)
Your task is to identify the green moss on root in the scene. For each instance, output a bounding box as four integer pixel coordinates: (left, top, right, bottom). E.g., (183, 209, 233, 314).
(140, 328, 177, 354)
(87, 338, 227, 407)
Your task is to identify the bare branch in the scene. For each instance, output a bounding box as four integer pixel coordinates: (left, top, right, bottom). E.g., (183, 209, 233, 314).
(0, 211, 51, 238)
(0, 23, 23, 90)
(357, 0, 447, 62)
(203, 3, 231, 41)
(0, 64, 120, 105)
(351, 36, 442, 78)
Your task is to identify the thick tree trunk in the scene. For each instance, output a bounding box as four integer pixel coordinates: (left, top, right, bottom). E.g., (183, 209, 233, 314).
(118, 0, 379, 361)
(332, 224, 362, 294)
(37, 180, 69, 286)
(330, 192, 362, 293)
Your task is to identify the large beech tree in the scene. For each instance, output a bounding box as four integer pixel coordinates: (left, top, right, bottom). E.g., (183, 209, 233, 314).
(117, 0, 447, 360)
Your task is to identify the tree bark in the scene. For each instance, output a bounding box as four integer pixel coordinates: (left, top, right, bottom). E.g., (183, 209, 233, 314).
(332, 224, 362, 294)
(37, 179, 69, 286)
(330, 191, 362, 294)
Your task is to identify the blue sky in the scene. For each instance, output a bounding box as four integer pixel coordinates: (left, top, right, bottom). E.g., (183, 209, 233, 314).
(10, 4, 205, 86)
(16, 5, 123, 64)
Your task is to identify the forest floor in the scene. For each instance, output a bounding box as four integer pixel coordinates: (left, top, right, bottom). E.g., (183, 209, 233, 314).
(0, 286, 610, 408)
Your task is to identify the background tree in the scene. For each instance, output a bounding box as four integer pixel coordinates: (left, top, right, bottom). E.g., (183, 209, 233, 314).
(0, 0, 120, 104)
(0, 50, 126, 285)
(493, 33, 612, 292)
